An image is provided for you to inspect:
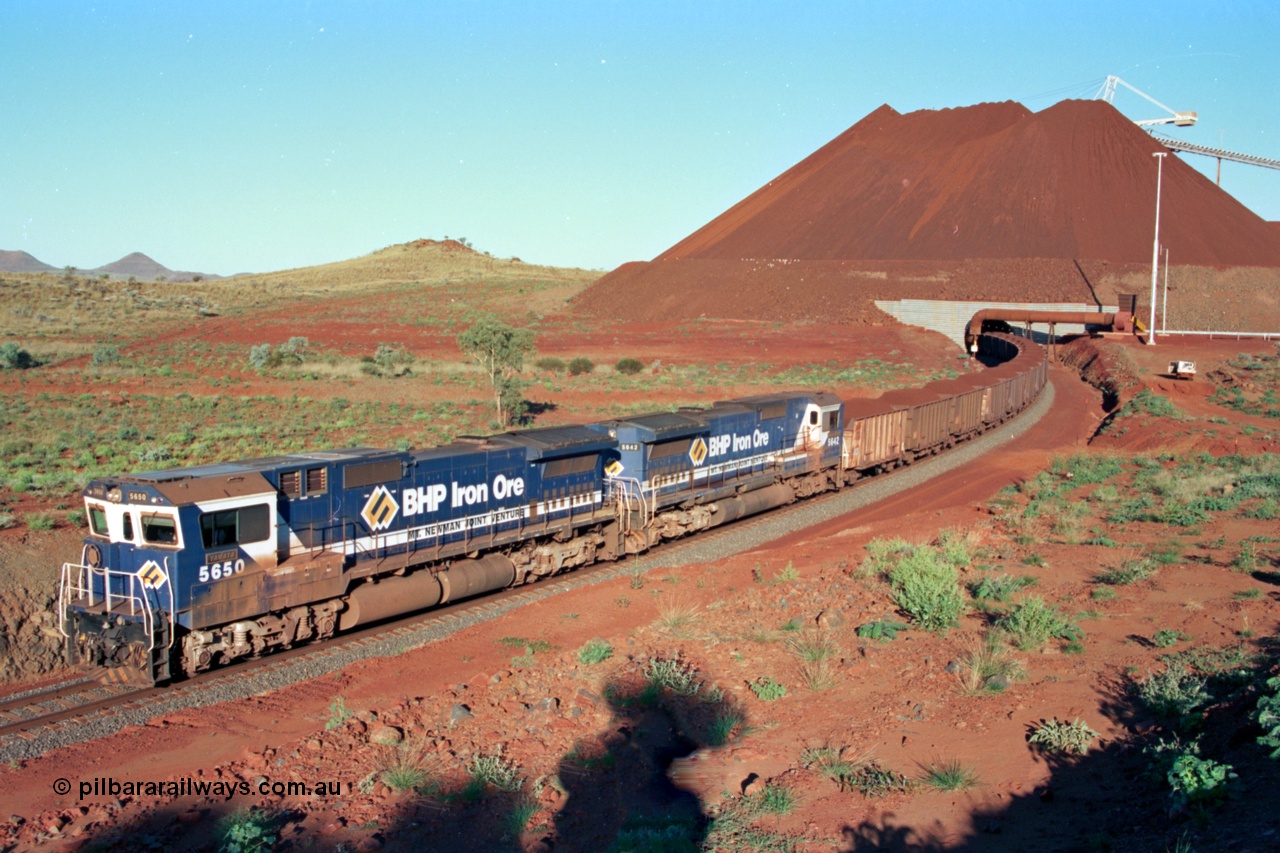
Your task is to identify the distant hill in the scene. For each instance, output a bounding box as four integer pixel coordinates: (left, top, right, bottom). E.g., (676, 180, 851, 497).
(0, 250, 58, 274)
(91, 252, 218, 282)
(0, 249, 217, 281)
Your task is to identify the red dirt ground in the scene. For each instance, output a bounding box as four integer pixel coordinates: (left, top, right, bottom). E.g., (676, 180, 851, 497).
(7, 335, 1278, 852)
(0, 364, 1097, 845)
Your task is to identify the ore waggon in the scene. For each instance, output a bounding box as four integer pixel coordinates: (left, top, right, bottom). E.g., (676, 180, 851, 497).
(59, 332, 1046, 684)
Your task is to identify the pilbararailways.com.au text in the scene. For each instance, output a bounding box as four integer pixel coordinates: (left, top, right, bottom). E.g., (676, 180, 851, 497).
(60, 776, 344, 801)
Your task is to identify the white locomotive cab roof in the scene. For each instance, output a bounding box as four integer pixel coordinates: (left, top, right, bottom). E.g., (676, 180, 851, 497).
(150, 471, 276, 504)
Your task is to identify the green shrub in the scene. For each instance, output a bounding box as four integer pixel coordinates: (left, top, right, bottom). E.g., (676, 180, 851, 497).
(577, 638, 613, 665)
(567, 356, 594, 376)
(371, 343, 413, 377)
(968, 573, 1036, 603)
(24, 513, 56, 531)
(325, 696, 353, 730)
(752, 783, 795, 815)
(704, 710, 746, 747)
(1089, 486, 1120, 505)
(846, 763, 912, 798)
(935, 529, 971, 567)
(248, 336, 309, 371)
(1105, 496, 1155, 524)
(248, 343, 272, 369)
(1232, 541, 1258, 573)
(1245, 498, 1279, 520)
(997, 596, 1082, 650)
(786, 629, 835, 662)
(534, 356, 566, 374)
(466, 748, 523, 794)
(380, 743, 437, 792)
(1138, 664, 1208, 718)
(920, 759, 979, 791)
(856, 619, 906, 642)
(1057, 454, 1125, 486)
(614, 357, 645, 375)
(214, 808, 278, 853)
(1167, 754, 1236, 812)
(887, 547, 965, 633)
(90, 344, 122, 366)
(1120, 389, 1181, 420)
(1096, 558, 1155, 586)
(643, 657, 703, 696)
(749, 676, 786, 702)
(1027, 718, 1099, 755)
(956, 634, 1026, 694)
(1255, 676, 1280, 759)
(860, 537, 913, 575)
(505, 797, 538, 839)
(802, 747, 911, 797)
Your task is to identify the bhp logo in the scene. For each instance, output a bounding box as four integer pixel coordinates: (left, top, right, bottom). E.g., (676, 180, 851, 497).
(361, 486, 399, 531)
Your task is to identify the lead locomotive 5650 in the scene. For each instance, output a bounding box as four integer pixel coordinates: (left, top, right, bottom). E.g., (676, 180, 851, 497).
(59, 332, 1044, 683)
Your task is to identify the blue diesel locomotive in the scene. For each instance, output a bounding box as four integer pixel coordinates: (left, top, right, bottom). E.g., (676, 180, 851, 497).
(59, 390, 844, 682)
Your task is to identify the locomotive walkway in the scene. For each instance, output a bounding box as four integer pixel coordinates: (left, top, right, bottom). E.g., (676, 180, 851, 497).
(0, 380, 1055, 762)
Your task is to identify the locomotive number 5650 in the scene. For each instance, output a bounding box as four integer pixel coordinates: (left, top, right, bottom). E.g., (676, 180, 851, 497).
(199, 560, 246, 582)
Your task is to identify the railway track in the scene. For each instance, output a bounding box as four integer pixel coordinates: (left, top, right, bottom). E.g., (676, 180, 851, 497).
(0, 377, 1056, 762)
(0, 680, 158, 742)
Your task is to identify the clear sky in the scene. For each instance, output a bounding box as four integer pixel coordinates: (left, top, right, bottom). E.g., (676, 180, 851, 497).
(3, 1, 1277, 275)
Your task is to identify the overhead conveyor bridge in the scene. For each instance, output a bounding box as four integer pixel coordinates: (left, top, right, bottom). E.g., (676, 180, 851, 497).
(963, 308, 1132, 353)
(1148, 130, 1280, 175)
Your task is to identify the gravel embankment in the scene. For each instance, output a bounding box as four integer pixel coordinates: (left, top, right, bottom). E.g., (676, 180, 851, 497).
(0, 380, 1054, 762)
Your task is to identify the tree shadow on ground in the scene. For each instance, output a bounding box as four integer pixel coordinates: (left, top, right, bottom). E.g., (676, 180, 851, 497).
(15, 658, 746, 853)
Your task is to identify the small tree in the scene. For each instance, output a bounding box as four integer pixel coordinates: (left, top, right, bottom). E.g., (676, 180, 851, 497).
(457, 317, 535, 426)
(0, 343, 36, 370)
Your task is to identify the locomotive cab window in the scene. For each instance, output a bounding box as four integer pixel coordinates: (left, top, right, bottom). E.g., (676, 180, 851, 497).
(122, 512, 135, 542)
(87, 504, 108, 538)
(809, 411, 818, 425)
(141, 513, 179, 546)
(825, 411, 840, 431)
(200, 504, 270, 549)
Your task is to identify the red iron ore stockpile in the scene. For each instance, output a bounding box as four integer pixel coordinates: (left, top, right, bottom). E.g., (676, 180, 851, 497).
(575, 100, 1280, 324)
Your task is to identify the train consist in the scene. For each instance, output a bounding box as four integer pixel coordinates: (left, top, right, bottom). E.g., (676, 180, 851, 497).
(59, 332, 1046, 683)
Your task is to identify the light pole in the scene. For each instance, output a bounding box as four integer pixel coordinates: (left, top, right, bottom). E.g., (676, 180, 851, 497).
(1149, 151, 1167, 345)
(1162, 246, 1169, 332)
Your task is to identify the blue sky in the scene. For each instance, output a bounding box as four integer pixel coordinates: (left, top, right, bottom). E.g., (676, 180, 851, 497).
(3, 1, 1277, 275)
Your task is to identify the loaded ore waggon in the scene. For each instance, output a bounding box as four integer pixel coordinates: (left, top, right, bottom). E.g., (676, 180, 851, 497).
(59, 332, 1046, 684)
